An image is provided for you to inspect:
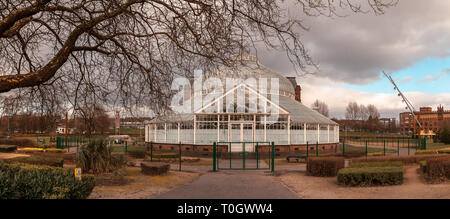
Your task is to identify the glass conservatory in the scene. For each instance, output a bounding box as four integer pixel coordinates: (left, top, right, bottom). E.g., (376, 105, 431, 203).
(145, 54, 339, 151)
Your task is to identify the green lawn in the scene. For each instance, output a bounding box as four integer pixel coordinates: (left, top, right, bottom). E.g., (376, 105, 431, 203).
(340, 131, 403, 138)
(339, 145, 397, 154)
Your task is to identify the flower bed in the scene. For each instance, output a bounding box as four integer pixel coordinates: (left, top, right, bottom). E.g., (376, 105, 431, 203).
(17, 147, 66, 153)
(7, 156, 64, 167)
(415, 150, 438, 155)
(0, 161, 95, 199)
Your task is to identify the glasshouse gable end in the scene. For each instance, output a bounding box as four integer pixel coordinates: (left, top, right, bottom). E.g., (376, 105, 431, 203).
(145, 54, 339, 154)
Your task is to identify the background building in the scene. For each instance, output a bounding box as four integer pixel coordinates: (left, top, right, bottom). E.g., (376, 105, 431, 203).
(399, 105, 450, 136)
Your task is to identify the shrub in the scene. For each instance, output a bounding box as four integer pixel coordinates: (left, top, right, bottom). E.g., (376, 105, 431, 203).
(438, 149, 450, 154)
(438, 125, 450, 144)
(420, 160, 427, 173)
(337, 166, 403, 186)
(0, 145, 17, 153)
(350, 161, 403, 168)
(351, 154, 450, 165)
(415, 150, 438, 155)
(425, 157, 450, 183)
(0, 138, 37, 147)
(306, 157, 345, 177)
(77, 139, 125, 174)
(8, 156, 64, 167)
(0, 161, 95, 199)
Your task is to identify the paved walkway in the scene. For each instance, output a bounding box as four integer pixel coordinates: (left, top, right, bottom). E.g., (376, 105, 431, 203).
(157, 160, 298, 199)
(155, 170, 299, 199)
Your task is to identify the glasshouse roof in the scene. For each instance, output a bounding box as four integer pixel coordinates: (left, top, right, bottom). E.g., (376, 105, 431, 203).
(149, 53, 337, 126)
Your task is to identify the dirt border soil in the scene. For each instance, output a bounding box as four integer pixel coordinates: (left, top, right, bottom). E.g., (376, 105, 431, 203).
(88, 167, 201, 199)
(276, 164, 450, 199)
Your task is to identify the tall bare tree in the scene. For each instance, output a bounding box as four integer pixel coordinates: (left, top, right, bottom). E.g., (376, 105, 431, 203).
(74, 104, 111, 136)
(367, 104, 380, 119)
(0, 0, 397, 115)
(345, 101, 360, 121)
(311, 99, 329, 117)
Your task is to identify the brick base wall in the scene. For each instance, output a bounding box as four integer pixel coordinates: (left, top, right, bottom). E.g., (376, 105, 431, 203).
(145, 142, 339, 158)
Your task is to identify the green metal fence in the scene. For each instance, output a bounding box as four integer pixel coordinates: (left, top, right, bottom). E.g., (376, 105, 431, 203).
(213, 141, 275, 172)
(337, 137, 427, 157)
(56, 136, 88, 150)
(145, 142, 182, 171)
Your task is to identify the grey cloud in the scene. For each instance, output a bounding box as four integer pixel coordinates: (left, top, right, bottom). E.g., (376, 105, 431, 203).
(258, 0, 450, 85)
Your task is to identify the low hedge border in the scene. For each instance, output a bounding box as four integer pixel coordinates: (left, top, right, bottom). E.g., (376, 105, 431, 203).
(420, 160, 427, 173)
(438, 149, 450, 154)
(337, 166, 404, 186)
(0, 145, 17, 153)
(306, 157, 345, 177)
(0, 161, 95, 199)
(351, 154, 450, 165)
(7, 156, 64, 167)
(425, 157, 450, 183)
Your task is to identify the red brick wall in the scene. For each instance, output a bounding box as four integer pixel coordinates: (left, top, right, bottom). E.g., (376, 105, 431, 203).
(147, 142, 338, 154)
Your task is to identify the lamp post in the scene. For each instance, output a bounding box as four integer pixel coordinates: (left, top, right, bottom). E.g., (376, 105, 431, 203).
(7, 116, 11, 141)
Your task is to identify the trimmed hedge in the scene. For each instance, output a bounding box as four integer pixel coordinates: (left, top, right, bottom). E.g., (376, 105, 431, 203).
(351, 154, 450, 165)
(337, 166, 403, 186)
(438, 149, 450, 154)
(0, 161, 95, 199)
(0, 138, 37, 147)
(8, 156, 64, 167)
(420, 160, 427, 173)
(350, 161, 403, 168)
(0, 145, 17, 153)
(306, 157, 345, 177)
(425, 157, 450, 183)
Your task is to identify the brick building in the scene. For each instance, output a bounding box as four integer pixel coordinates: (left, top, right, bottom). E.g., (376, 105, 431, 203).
(399, 105, 450, 136)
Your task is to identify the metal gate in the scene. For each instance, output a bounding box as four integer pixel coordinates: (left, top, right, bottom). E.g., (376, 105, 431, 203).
(212, 141, 274, 172)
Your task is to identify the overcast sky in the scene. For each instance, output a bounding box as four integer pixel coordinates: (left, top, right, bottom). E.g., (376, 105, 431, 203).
(257, 0, 450, 119)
